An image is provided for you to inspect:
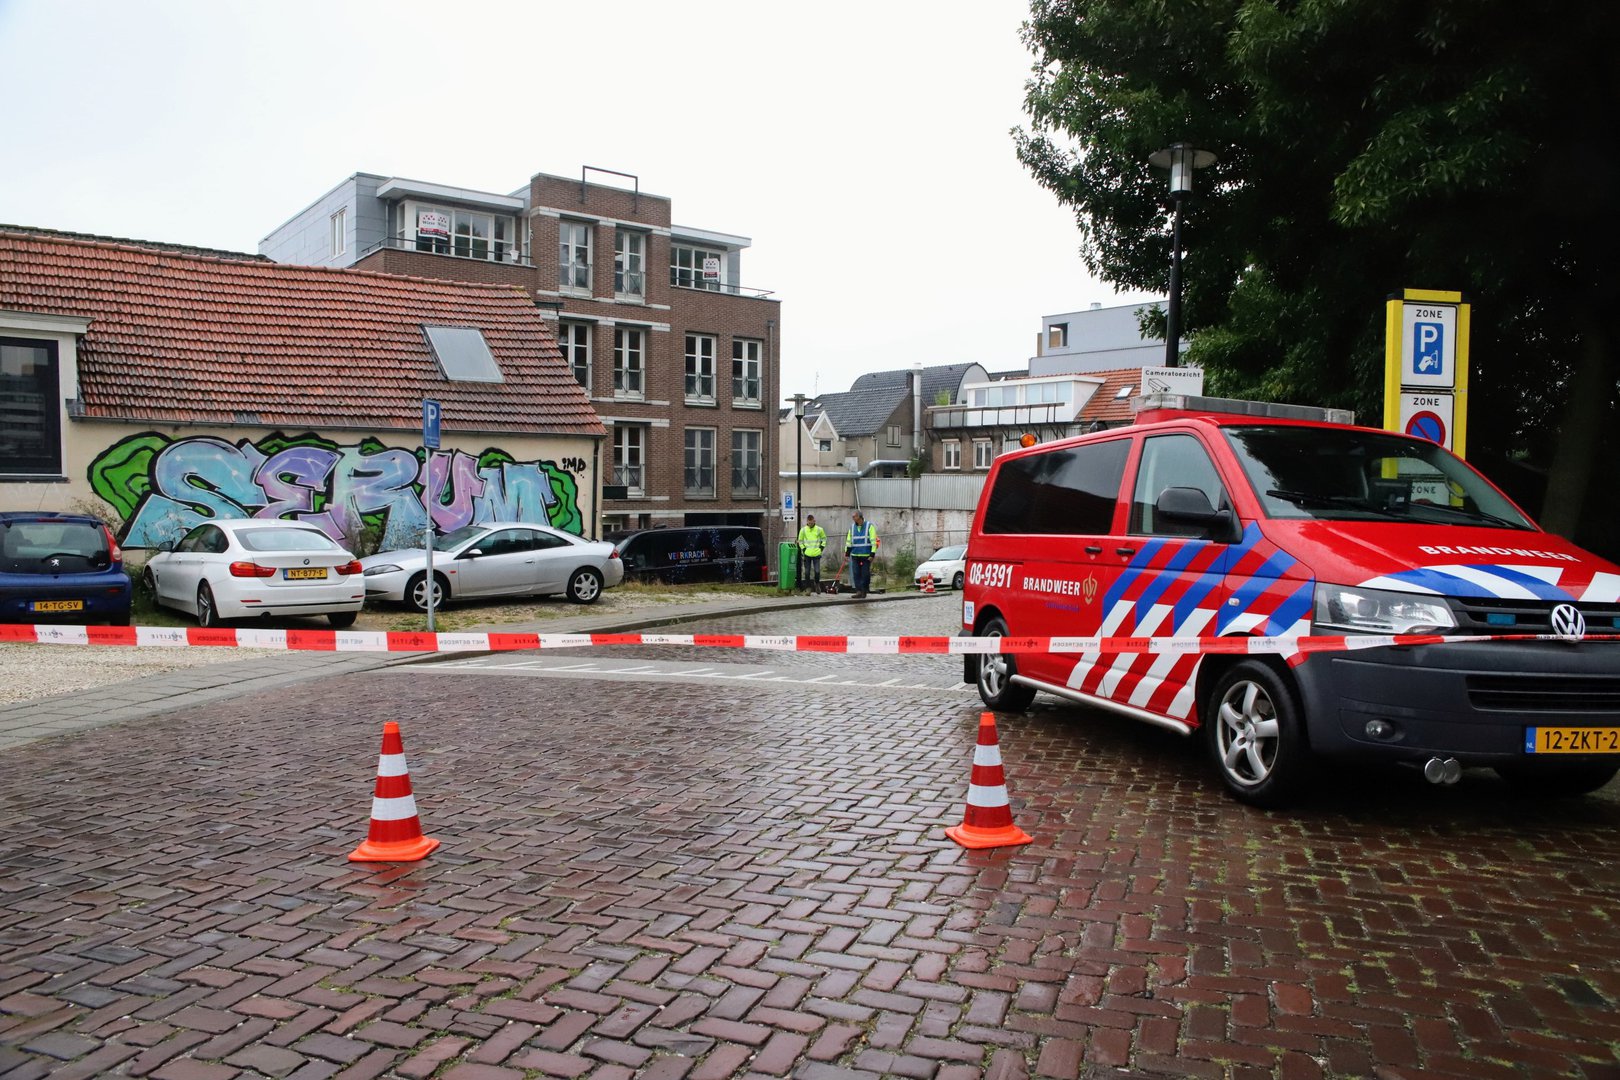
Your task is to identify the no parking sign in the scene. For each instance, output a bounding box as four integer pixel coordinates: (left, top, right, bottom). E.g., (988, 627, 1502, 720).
(1397, 394, 1452, 446)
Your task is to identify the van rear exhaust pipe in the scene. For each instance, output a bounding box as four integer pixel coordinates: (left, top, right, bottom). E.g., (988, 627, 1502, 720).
(1423, 757, 1462, 785)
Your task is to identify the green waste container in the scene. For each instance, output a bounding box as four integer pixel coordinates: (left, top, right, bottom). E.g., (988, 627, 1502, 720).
(777, 542, 798, 591)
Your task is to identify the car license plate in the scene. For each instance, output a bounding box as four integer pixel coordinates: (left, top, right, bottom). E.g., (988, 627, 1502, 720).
(30, 599, 84, 612)
(1524, 727, 1620, 754)
(285, 568, 328, 580)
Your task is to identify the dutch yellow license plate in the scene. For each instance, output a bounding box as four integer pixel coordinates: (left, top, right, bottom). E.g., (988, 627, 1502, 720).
(31, 599, 84, 612)
(285, 568, 328, 580)
(1525, 727, 1620, 754)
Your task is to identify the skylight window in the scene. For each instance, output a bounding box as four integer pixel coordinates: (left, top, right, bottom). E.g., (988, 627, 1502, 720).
(423, 326, 503, 383)
(1114, 384, 1135, 400)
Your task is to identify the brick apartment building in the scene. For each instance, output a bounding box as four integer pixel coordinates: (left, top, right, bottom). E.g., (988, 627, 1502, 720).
(261, 168, 782, 537)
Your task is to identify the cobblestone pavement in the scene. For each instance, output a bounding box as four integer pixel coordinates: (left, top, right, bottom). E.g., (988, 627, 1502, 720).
(3, 626, 1620, 1079)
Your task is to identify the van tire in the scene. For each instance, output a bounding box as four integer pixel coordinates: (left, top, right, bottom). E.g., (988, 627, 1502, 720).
(976, 616, 1036, 712)
(1204, 659, 1310, 808)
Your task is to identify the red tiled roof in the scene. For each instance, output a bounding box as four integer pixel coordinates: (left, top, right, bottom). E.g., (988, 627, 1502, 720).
(1077, 368, 1144, 425)
(0, 229, 603, 436)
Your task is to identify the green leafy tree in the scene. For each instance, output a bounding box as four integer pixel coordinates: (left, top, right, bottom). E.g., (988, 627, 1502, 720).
(1016, 0, 1620, 550)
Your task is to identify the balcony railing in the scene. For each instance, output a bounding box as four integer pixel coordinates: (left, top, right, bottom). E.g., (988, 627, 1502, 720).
(930, 403, 1069, 430)
(669, 277, 776, 299)
(360, 236, 533, 266)
(612, 464, 643, 491)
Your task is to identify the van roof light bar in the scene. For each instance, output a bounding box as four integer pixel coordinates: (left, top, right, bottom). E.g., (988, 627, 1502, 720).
(1132, 393, 1355, 426)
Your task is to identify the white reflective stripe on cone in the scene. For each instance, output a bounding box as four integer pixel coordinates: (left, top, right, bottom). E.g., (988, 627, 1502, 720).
(370, 794, 420, 821)
(377, 754, 409, 777)
(972, 745, 1004, 767)
(965, 785, 1009, 807)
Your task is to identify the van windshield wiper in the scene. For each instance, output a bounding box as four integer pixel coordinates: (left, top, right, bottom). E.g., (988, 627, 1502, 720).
(1265, 489, 1405, 519)
(1403, 500, 1529, 530)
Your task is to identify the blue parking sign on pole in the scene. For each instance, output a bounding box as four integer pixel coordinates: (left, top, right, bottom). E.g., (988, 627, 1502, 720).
(1412, 322, 1445, 376)
(422, 399, 442, 450)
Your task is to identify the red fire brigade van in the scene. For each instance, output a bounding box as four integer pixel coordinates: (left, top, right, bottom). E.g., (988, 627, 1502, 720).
(962, 395, 1620, 807)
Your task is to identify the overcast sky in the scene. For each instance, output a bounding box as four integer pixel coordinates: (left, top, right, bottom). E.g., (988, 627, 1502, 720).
(0, 0, 1157, 399)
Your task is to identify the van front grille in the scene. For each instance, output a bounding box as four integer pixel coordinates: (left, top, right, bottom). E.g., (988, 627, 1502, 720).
(1466, 674, 1620, 713)
(1447, 598, 1620, 637)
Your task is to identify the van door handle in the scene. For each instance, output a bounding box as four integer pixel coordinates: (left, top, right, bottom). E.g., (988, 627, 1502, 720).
(1085, 545, 1103, 555)
(1115, 546, 1137, 557)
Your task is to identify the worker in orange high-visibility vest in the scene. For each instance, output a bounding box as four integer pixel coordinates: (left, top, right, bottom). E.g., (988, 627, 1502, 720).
(845, 511, 878, 598)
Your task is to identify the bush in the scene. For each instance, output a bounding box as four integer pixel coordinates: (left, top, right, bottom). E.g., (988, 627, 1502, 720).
(880, 547, 919, 588)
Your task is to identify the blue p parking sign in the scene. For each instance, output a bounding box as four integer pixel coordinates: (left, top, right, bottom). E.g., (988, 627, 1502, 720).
(1412, 322, 1445, 376)
(422, 399, 442, 450)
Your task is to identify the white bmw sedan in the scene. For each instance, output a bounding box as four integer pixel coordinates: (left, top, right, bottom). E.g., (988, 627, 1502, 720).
(143, 520, 366, 628)
(360, 522, 624, 611)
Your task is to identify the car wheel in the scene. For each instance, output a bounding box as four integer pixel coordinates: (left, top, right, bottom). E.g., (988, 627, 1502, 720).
(406, 572, 446, 613)
(328, 611, 358, 629)
(567, 567, 604, 604)
(141, 566, 157, 595)
(1493, 761, 1619, 797)
(975, 616, 1036, 712)
(952, 571, 965, 591)
(196, 582, 222, 628)
(1204, 659, 1310, 808)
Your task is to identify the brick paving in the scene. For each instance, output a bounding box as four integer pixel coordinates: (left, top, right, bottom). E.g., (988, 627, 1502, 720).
(2, 633, 1619, 1077)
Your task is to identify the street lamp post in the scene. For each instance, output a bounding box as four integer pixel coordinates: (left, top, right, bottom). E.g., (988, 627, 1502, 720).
(1149, 143, 1216, 368)
(792, 393, 806, 588)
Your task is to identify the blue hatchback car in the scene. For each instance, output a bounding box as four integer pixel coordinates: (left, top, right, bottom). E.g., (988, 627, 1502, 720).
(0, 511, 132, 625)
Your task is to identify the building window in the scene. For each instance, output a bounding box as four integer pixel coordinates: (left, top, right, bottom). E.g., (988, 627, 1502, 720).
(731, 430, 762, 495)
(559, 322, 591, 390)
(613, 327, 644, 398)
(330, 209, 346, 257)
(559, 220, 592, 291)
(685, 334, 716, 402)
(973, 439, 994, 469)
(684, 427, 715, 496)
(0, 338, 61, 476)
(614, 230, 645, 298)
(886, 425, 902, 447)
(943, 439, 961, 470)
(817, 439, 832, 452)
(613, 424, 645, 495)
(670, 244, 723, 291)
(1048, 322, 1068, 349)
(731, 338, 761, 404)
(408, 203, 515, 261)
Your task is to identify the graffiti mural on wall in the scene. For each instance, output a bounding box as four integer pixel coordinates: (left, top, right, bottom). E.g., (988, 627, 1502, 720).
(88, 431, 584, 550)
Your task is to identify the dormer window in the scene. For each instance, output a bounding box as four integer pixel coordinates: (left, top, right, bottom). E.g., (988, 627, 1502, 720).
(405, 202, 518, 262)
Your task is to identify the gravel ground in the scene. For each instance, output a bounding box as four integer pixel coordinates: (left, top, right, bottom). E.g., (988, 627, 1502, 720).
(0, 584, 769, 707)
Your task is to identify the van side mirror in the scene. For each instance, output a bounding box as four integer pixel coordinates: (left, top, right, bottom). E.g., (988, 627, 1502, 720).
(1156, 487, 1240, 542)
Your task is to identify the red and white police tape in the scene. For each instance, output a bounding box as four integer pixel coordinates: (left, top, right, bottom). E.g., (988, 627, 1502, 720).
(2, 623, 1615, 655)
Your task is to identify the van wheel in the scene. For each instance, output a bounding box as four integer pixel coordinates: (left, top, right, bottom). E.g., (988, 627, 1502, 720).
(1493, 762, 1619, 797)
(1204, 660, 1310, 808)
(976, 617, 1035, 712)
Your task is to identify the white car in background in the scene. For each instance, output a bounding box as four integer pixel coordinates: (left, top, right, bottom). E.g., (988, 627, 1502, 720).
(144, 519, 365, 628)
(360, 521, 624, 611)
(914, 544, 968, 590)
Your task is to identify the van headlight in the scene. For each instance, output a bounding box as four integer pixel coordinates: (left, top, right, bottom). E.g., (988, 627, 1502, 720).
(1313, 583, 1456, 634)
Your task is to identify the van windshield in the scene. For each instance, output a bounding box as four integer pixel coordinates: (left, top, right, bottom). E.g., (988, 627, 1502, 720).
(1221, 425, 1535, 530)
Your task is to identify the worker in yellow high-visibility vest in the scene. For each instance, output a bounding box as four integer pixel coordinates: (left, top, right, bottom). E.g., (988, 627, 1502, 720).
(845, 511, 878, 598)
(796, 514, 827, 594)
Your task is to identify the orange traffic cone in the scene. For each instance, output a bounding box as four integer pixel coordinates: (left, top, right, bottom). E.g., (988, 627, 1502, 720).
(349, 721, 440, 862)
(921, 573, 935, 594)
(945, 712, 1033, 850)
